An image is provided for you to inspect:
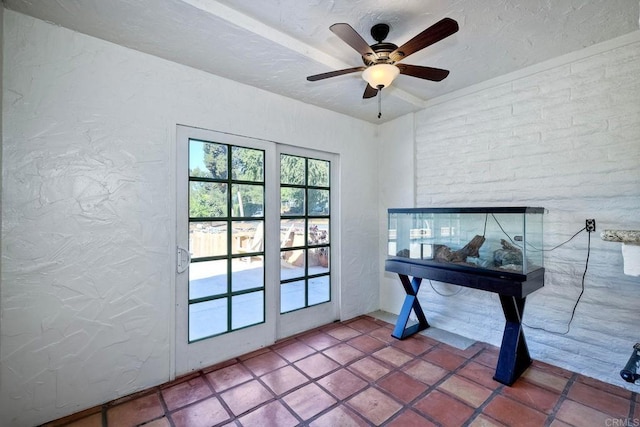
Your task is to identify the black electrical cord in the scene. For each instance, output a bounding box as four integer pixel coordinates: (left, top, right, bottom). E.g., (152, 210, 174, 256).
(491, 213, 520, 246)
(567, 230, 590, 332)
(482, 213, 489, 238)
(523, 228, 591, 335)
(491, 213, 585, 253)
(429, 279, 462, 297)
(527, 226, 586, 253)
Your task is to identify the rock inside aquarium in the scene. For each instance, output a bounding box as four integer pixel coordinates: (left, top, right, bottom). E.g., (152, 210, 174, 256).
(494, 239, 523, 266)
(396, 248, 410, 258)
(467, 256, 492, 268)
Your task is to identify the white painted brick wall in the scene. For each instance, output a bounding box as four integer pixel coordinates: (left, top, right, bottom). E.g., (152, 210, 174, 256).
(409, 34, 640, 388)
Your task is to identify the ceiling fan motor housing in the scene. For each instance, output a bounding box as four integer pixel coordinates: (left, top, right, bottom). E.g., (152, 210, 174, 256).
(362, 42, 398, 66)
(363, 23, 399, 66)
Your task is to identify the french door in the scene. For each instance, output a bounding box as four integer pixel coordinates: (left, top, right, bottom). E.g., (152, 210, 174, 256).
(175, 126, 338, 375)
(276, 146, 338, 338)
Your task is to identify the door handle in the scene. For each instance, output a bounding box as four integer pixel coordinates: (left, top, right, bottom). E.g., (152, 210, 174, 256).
(177, 246, 191, 273)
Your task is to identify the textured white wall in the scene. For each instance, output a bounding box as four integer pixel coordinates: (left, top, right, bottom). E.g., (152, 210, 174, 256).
(382, 31, 640, 389)
(377, 114, 415, 312)
(1, 10, 379, 426)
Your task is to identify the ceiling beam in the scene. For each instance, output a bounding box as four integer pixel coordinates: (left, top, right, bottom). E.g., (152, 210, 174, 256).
(180, 0, 426, 109)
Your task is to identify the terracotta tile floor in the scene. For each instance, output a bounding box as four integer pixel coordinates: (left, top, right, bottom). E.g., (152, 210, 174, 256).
(45, 315, 638, 427)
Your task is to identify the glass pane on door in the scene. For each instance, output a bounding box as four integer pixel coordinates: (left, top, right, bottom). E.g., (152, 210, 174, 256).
(189, 259, 227, 300)
(189, 299, 227, 341)
(188, 138, 266, 341)
(279, 155, 331, 313)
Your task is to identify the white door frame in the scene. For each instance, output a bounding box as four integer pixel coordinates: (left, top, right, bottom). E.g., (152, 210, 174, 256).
(173, 126, 340, 376)
(175, 125, 278, 376)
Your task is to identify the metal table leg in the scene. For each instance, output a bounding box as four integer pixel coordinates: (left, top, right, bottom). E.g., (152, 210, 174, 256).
(392, 274, 430, 339)
(493, 295, 532, 385)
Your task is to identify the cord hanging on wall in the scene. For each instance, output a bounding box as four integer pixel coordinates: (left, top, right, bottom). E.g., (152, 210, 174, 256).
(521, 224, 592, 335)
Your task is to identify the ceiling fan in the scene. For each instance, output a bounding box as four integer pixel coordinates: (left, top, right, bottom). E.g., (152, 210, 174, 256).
(307, 18, 459, 117)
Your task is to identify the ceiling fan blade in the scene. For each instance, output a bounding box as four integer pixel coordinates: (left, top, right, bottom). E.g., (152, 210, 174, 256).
(307, 66, 366, 81)
(363, 84, 378, 99)
(397, 64, 450, 81)
(330, 23, 378, 59)
(390, 17, 458, 62)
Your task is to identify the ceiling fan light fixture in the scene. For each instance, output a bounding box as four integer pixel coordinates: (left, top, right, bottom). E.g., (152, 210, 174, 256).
(362, 63, 399, 89)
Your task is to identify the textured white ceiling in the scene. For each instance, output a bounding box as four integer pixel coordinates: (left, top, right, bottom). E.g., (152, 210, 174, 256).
(4, 0, 639, 123)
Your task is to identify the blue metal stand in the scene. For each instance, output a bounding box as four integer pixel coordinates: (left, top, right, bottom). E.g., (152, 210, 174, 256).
(391, 274, 430, 339)
(493, 295, 532, 385)
(386, 260, 544, 386)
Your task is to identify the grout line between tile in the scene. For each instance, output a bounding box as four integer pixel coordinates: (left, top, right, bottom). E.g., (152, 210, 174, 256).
(376, 341, 474, 426)
(544, 372, 578, 427)
(427, 345, 503, 425)
(456, 347, 506, 427)
(287, 322, 384, 425)
(464, 387, 505, 427)
(630, 392, 638, 421)
(311, 323, 417, 425)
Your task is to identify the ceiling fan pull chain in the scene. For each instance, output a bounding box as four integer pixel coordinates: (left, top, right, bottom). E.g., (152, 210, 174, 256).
(377, 88, 382, 119)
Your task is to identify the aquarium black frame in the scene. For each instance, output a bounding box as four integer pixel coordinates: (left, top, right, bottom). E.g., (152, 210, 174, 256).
(388, 206, 545, 214)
